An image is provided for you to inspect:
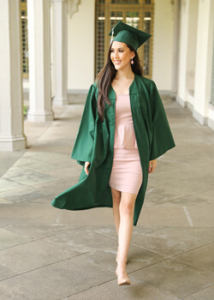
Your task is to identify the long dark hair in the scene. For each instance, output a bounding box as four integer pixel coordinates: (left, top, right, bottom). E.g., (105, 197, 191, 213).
(95, 42, 143, 122)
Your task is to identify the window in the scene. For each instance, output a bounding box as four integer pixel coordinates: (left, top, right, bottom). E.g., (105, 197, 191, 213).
(20, 0, 29, 78)
(95, 0, 154, 78)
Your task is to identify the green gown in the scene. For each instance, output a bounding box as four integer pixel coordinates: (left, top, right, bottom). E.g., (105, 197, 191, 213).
(51, 74, 176, 226)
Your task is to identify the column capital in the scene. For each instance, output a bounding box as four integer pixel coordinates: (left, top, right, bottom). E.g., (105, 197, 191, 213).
(52, 0, 67, 2)
(68, 0, 80, 18)
(52, 0, 80, 18)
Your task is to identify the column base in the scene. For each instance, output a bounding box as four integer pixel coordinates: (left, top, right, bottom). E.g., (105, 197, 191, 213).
(53, 96, 69, 106)
(27, 111, 54, 122)
(193, 108, 208, 126)
(208, 117, 214, 131)
(176, 95, 186, 108)
(0, 136, 26, 151)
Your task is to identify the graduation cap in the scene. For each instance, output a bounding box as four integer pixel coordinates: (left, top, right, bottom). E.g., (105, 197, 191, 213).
(108, 21, 151, 50)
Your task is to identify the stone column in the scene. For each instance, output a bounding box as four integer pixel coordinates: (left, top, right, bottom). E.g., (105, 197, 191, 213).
(171, 0, 181, 98)
(193, 0, 214, 125)
(0, 1, 26, 151)
(52, 0, 68, 106)
(176, 0, 190, 107)
(27, 0, 54, 121)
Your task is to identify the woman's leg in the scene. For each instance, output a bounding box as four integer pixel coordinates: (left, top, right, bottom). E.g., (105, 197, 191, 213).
(111, 187, 122, 262)
(111, 187, 121, 236)
(116, 192, 137, 281)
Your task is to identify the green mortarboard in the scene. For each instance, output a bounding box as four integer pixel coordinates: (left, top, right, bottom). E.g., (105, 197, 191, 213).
(108, 21, 151, 50)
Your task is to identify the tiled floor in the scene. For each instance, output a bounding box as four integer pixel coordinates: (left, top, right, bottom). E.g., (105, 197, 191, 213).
(0, 95, 214, 299)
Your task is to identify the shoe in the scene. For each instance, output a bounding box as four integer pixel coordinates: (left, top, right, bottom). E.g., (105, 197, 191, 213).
(116, 268, 131, 286)
(118, 277, 131, 286)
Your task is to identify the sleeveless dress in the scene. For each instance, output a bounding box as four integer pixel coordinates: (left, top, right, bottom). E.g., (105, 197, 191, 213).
(109, 94, 143, 194)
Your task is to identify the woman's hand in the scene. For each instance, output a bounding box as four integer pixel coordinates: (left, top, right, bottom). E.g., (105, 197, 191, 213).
(148, 159, 157, 173)
(84, 161, 91, 175)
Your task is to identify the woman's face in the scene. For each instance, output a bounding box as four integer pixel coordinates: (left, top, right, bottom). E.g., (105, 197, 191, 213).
(110, 41, 135, 71)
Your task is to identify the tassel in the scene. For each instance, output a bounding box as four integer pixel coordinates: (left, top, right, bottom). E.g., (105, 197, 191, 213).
(110, 27, 114, 44)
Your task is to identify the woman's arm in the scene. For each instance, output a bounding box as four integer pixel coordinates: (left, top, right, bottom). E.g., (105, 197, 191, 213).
(84, 161, 90, 175)
(148, 159, 157, 173)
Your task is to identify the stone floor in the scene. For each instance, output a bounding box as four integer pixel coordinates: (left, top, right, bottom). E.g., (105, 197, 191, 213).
(0, 94, 214, 300)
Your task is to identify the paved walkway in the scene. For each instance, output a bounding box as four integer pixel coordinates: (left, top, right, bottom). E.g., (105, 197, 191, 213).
(0, 95, 214, 300)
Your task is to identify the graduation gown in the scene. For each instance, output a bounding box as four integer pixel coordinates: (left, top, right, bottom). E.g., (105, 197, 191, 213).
(51, 74, 176, 226)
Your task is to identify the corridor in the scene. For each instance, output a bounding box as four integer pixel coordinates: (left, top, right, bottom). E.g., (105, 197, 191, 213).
(0, 95, 214, 300)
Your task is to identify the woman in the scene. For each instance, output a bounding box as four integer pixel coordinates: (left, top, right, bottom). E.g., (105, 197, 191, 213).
(51, 21, 175, 286)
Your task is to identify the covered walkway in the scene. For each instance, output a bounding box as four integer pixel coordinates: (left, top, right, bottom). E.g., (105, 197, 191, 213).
(0, 95, 214, 299)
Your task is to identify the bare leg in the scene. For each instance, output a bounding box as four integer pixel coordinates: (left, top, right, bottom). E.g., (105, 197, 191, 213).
(111, 187, 121, 262)
(116, 192, 137, 284)
(111, 187, 121, 236)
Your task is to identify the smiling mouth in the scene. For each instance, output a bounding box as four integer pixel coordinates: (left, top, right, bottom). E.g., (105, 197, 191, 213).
(114, 60, 122, 64)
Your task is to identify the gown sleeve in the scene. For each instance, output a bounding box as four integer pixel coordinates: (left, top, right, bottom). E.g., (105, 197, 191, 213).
(149, 81, 176, 161)
(71, 84, 97, 166)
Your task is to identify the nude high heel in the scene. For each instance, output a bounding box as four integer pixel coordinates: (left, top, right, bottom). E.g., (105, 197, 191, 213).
(116, 267, 131, 286)
(117, 276, 131, 286)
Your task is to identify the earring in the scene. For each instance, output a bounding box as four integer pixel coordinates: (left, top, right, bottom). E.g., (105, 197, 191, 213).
(131, 57, 134, 65)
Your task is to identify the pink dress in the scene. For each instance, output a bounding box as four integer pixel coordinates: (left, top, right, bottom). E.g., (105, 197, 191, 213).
(109, 94, 143, 194)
